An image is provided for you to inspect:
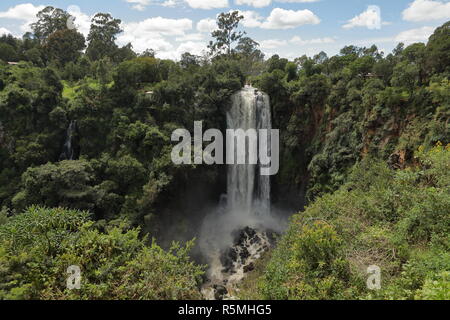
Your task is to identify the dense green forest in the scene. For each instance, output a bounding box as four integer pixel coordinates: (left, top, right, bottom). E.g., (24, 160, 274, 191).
(0, 7, 448, 300)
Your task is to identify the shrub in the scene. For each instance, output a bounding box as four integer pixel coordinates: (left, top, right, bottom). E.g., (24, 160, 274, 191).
(260, 221, 355, 300)
(0, 206, 204, 300)
(257, 143, 449, 300)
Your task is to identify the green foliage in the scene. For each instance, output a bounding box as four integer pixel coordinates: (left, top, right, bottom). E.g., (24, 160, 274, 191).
(255, 145, 450, 300)
(86, 13, 123, 62)
(235, 37, 265, 78)
(0, 43, 18, 62)
(31, 6, 71, 42)
(415, 272, 450, 300)
(1, 25, 246, 229)
(0, 206, 204, 300)
(391, 60, 420, 95)
(114, 57, 164, 89)
(0, 64, 67, 207)
(253, 22, 450, 202)
(427, 21, 450, 73)
(44, 29, 86, 66)
(260, 221, 353, 300)
(12, 160, 96, 211)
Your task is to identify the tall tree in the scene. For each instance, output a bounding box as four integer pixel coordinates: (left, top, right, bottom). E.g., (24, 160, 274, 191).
(0, 43, 17, 62)
(180, 52, 200, 69)
(235, 37, 264, 77)
(427, 21, 450, 74)
(140, 49, 156, 58)
(31, 6, 71, 42)
(208, 11, 245, 56)
(44, 29, 86, 66)
(235, 37, 263, 59)
(86, 13, 123, 61)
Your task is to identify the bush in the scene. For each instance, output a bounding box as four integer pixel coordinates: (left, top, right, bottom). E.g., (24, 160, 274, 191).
(257, 143, 449, 300)
(260, 221, 355, 300)
(0, 206, 204, 300)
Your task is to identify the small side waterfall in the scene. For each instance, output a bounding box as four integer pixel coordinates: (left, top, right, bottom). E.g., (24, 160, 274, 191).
(200, 86, 280, 300)
(59, 120, 80, 161)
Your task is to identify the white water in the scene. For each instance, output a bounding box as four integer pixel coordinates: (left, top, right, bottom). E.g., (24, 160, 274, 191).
(200, 86, 279, 300)
(227, 85, 272, 217)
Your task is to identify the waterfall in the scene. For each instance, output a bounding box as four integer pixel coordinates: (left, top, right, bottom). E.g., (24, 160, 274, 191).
(200, 86, 278, 300)
(227, 86, 271, 217)
(59, 120, 80, 161)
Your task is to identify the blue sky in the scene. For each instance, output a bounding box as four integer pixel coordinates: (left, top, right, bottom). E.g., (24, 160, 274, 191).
(0, 0, 449, 60)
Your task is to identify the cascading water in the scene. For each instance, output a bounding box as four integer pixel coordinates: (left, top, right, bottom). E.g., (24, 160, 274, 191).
(227, 86, 272, 217)
(59, 120, 80, 161)
(200, 86, 282, 300)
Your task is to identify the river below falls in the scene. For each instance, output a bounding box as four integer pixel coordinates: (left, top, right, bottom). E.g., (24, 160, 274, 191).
(201, 226, 277, 300)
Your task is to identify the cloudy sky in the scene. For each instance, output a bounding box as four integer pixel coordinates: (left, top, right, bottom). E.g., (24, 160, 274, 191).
(0, 0, 449, 60)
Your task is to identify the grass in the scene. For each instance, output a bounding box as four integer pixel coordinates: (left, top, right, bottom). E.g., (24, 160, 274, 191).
(62, 78, 111, 101)
(236, 251, 272, 300)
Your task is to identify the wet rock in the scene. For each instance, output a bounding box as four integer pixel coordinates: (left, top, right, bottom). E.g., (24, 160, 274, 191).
(232, 227, 257, 246)
(214, 285, 228, 300)
(204, 226, 278, 300)
(239, 247, 250, 261)
(221, 247, 238, 272)
(244, 226, 256, 238)
(243, 263, 255, 273)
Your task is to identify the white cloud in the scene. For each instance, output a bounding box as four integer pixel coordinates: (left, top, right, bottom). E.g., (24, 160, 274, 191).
(162, 0, 179, 7)
(126, 0, 319, 10)
(0, 3, 45, 21)
(118, 32, 174, 53)
(353, 25, 437, 49)
(403, 0, 450, 22)
(261, 8, 320, 29)
(260, 35, 335, 49)
(235, 0, 272, 8)
(175, 41, 206, 56)
(123, 17, 193, 37)
(277, 0, 319, 2)
(67, 5, 92, 37)
(0, 27, 11, 36)
(175, 33, 204, 41)
(197, 18, 217, 32)
(259, 39, 288, 49)
(343, 5, 384, 30)
(240, 10, 265, 28)
(117, 17, 192, 53)
(290, 36, 335, 45)
(0, 4, 93, 37)
(395, 26, 435, 43)
(236, 0, 320, 6)
(185, 0, 229, 9)
(0, 3, 46, 35)
(125, 0, 151, 11)
(124, 0, 181, 10)
(158, 41, 207, 60)
(199, 7, 320, 32)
